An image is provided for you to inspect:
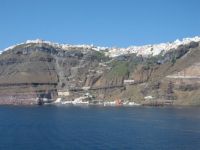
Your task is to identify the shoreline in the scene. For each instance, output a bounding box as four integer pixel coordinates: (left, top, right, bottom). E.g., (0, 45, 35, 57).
(0, 102, 199, 108)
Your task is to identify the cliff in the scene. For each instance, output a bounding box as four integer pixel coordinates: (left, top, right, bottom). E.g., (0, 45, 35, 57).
(0, 38, 200, 105)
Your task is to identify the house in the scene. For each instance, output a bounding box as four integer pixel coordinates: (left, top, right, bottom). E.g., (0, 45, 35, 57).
(82, 86, 91, 91)
(124, 80, 135, 85)
(58, 91, 70, 96)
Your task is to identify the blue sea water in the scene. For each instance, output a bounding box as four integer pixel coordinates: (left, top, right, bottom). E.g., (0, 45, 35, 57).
(0, 106, 199, 150)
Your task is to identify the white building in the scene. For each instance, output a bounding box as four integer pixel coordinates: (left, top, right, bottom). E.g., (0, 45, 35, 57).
(124, 80, 135, 85)
(58, 91, 70, 96)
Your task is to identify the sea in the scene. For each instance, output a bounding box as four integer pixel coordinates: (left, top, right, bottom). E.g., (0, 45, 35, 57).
(0, 105, 199, 150)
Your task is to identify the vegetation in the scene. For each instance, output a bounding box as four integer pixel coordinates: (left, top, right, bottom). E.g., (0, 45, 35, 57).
(107, 61, 129, 78)
(94, 51, 106, 59)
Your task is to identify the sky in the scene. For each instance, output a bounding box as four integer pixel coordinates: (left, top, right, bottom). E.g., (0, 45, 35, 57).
(0, 0, 200, 50)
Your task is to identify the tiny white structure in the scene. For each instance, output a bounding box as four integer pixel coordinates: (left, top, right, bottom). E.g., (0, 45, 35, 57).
(54, 98, 62, 104)
(144, 96, 154, 100)
(103, 101, 116, 106)
(58, 91, 70, 96)
(128, 102, 140, 106)
(72, 97, 89, 105)
(61, 101, 73, 104)
(124, 80, 135, 84)
(84, 93, 93, 98)
(82, 86, 90, 91)
(96, 70, 103, 74)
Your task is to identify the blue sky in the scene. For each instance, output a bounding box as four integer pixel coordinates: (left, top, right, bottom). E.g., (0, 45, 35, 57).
(0, 0, 200, 50)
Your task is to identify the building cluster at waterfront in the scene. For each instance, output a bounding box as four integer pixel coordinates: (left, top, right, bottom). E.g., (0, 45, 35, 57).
(52, 92, 140, 107)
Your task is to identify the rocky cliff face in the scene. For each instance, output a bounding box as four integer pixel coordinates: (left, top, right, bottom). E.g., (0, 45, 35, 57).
(0, 38, 200, 105)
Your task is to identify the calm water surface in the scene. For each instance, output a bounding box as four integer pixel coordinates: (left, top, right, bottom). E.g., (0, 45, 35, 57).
(0, 105, 200, 150)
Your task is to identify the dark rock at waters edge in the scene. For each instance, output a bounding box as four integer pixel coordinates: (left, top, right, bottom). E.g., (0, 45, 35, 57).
(0, 90, 57, 105)
(0, 40, 200, 106)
